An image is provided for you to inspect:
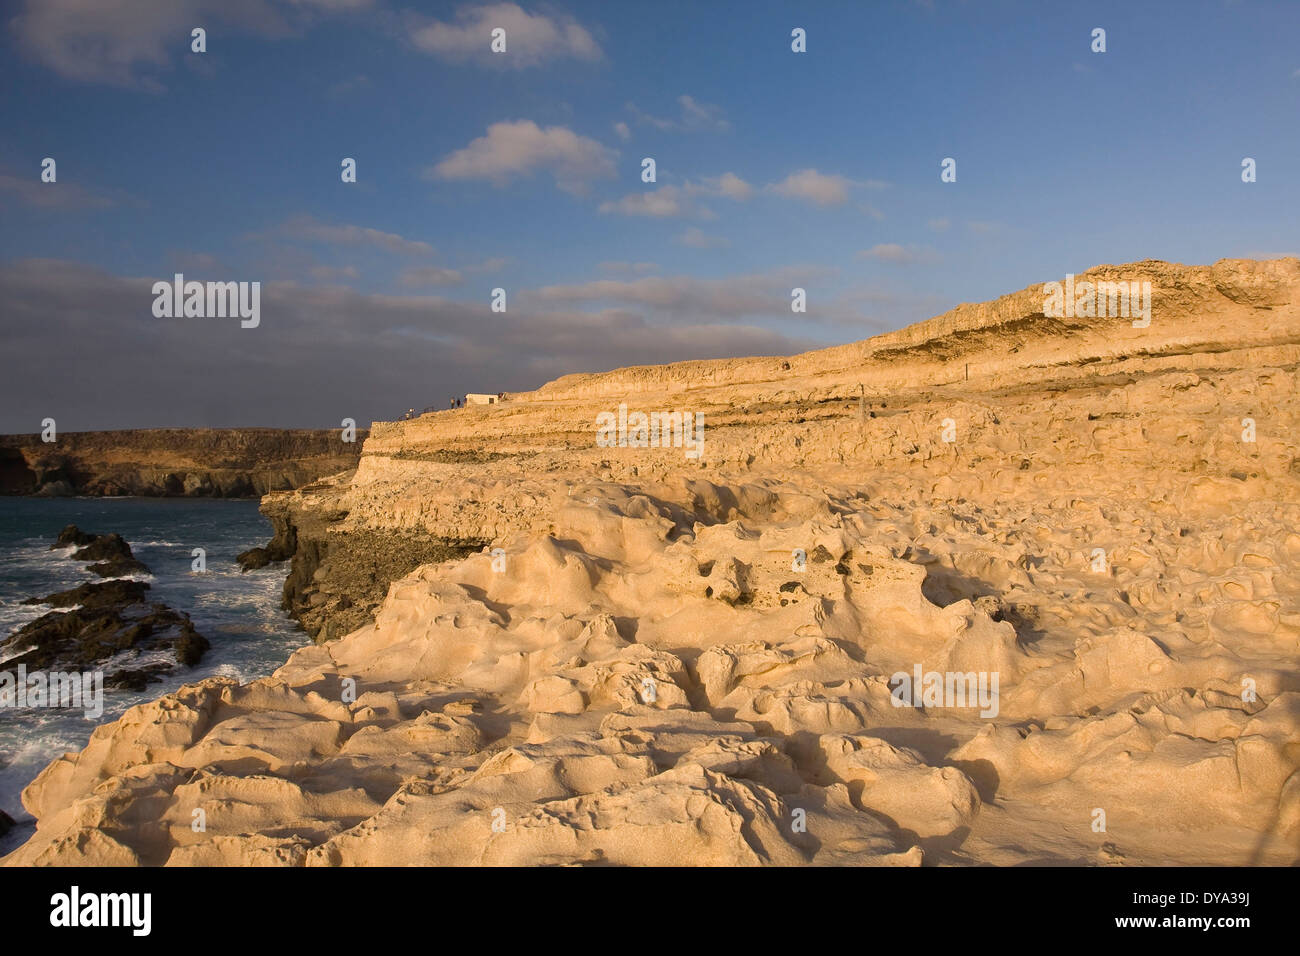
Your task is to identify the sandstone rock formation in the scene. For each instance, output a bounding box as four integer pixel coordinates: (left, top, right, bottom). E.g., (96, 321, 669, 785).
(0, 428, 366, 497)
(5, 258, 1298, 866)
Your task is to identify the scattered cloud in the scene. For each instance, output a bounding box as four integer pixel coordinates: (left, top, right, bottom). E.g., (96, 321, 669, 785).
(626, 94, 730, 133)
(967, 220, 1005, 235)
(265, 215, 435, 255)
(598, 173, 751, 218)
(0, 258, 813, 430)
(766, 169, 853, 206)
(928, 218, 950, 232)
(857, 243, 940, 265)
(0, 169, 117, 209)
(399, 265, 463, 287)
(428, 120, 617, 195)
(409, 2, 602, 68)
(462, 256, 509, 274)
(328, 73, 372, 96)
(532, 267, 836, 320)
(678, 227, 729, 249)
(310, 265, 360, 281)
(8, 0, 369, 88)
(598, 185, 706, 219)
(613, 121, 631, 141)
(598, 261, 659, 275)
(705, 171, 752, 200)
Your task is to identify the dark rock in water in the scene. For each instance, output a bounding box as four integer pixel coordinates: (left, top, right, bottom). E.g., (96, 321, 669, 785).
(23, 578, 149, 608)
(5, 580, 210, 687)
(237, 521, 296, 572)
(87, 556, 152, 578)
(71, 532, 132, 562)
(52, 524, 96, 548)
(0, 809, 14, 838)
(236, 546, 272, 571)
(50, 526, 152, 577)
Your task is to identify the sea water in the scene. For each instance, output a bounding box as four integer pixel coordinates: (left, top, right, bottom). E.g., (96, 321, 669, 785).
(0, 497, 308, 854)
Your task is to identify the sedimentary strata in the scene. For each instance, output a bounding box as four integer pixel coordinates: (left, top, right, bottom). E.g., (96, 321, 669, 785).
(5, 258, 1298, 866)
(0, 428, 365, 497)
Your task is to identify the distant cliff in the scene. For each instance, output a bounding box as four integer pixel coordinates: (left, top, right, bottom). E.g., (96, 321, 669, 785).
(0, 428, 367, 497)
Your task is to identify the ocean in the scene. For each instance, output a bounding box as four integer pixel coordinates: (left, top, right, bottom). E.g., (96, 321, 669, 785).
(0, 497, 308, 854)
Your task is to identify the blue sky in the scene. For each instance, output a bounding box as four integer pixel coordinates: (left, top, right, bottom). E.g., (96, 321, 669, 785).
(1, 0, 1297, 430)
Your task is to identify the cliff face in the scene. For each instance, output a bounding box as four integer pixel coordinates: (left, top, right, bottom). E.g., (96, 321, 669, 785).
(0, 427, 367, 497)
(7, 258, 1299, 867)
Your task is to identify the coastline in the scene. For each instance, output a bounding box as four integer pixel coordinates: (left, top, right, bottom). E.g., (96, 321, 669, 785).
(3, 258, 1298, 866)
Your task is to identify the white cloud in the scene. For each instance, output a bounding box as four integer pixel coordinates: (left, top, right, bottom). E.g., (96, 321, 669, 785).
(410, 2, 601, 68)
(598, 172, 751, 219)
(676, 94, 730, 132)
(928, 218, 950, 232)
(534, 267, 835, 319)
(678, 227, 729, 249)
(269, 215, 435, 255)
(599, 185, 704, 219)
(9, 0, 368, 88)
(626, 94, 730, 133)
(429, 120, 617, 195)
(613, 121, 631, 141)
(767, 169, 853, 206)
(400, 265, 464, 287)
(598, 261, 659, 274)
(0, 169, 117, 209)
(309, 265, 360, 281)
(462, 257, 509, 274)
(707, 172, 752, 200)
(857, 243, 939, 265)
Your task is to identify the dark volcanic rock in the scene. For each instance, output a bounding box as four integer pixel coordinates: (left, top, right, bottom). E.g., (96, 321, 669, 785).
(6, 580, 209, 688)
(71, 533, 132, 562)
(52, 526, 152, 578)
(52, 524, 96, 548)
(257, 496, 480, 642)
(235, 547, 272, 571)
(86, 556, 152, 578)
(24, 578, 149, 609)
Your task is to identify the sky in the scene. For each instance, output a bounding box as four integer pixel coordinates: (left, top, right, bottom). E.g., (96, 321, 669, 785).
(1, 0, 1297, 431)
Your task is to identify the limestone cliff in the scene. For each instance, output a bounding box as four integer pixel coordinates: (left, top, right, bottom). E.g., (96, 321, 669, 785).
(0, 427, 367, 497)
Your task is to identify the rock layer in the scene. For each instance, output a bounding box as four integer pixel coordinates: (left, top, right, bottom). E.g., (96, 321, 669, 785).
(0, 428, 366, 497)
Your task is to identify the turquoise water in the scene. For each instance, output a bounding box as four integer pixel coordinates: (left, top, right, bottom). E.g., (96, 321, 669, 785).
(0, 497, 308, 852)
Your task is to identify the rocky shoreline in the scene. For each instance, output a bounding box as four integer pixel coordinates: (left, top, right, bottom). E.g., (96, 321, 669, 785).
(239, 475, 485, 642)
